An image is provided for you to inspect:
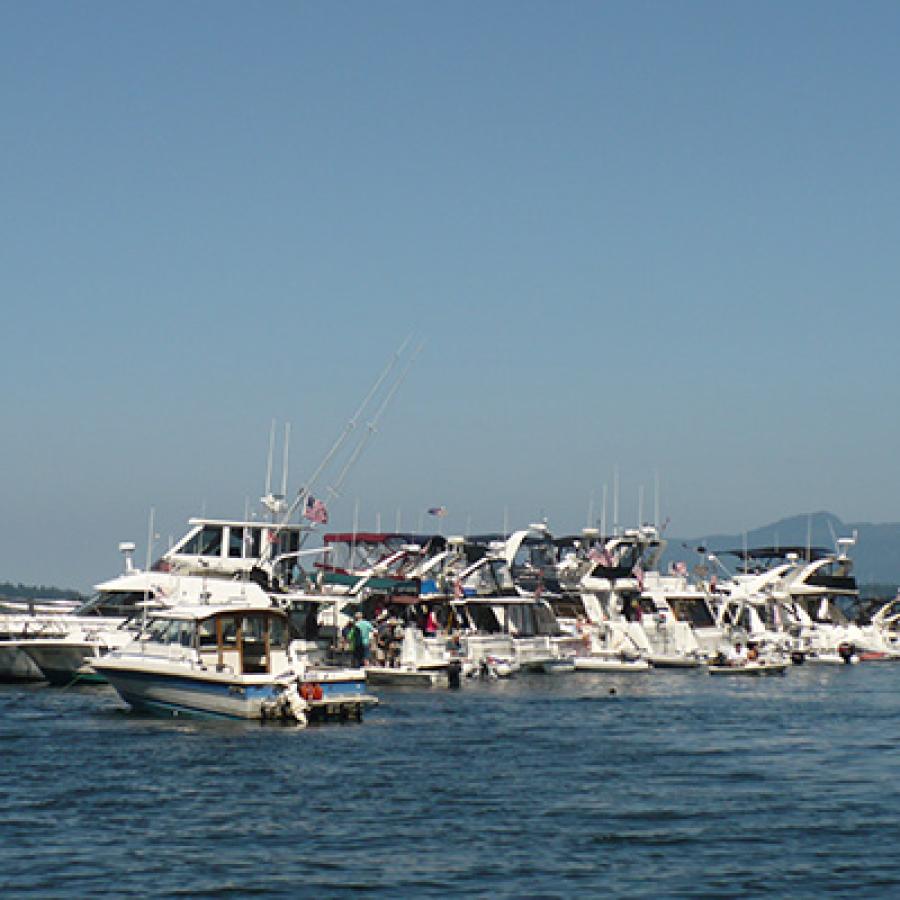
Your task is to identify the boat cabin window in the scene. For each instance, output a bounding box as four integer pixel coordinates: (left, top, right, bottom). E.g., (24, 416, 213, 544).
(179, 525, 224, 559)
(219, 615, 240, 646)
(635, 596, 656, 618)
(488, 559, 515, 592)
(145, 618, 196, 647)
(207, 612, 288, 675)
(275, 530, 301, 557)
(468, 603, 501, 633)
(798, 598, 849, 625)
(668, 598, 716, 628)
(533, 603, 560, 635)
(228, 527, 244, 558)
(505, 604, 535, 636)
(553, 597, 586, 620)
(198, 618, 218, 648)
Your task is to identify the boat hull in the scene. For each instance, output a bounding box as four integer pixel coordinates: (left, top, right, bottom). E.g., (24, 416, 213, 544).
(648, 655, 705, 669)
(708, 663, 787, 677)
(0, 645, 45, 682)
(366, 666, 448, 687)
(96, 663, 375, 721)
(574, 656, 650, 672)
(18, 642, 106, 686)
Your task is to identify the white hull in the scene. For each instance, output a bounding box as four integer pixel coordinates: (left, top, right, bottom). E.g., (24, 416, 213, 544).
(574, 656, 650, 672)
(648, 655, 705, 669)
(801, 654, 852, 666)
(0, 645, 44, 681)
(99, 669, 277, 718)
(19, 641, 104, 685)
(95, 658, 374, 721)
(542, 658, 576, 673)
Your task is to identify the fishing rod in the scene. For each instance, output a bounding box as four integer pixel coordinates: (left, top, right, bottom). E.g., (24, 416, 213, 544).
(259, 336, 417, 565)
(323, 340, 424, 507)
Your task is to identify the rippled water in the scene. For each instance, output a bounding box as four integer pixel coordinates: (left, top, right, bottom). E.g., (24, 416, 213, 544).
(2, 665, 900, 897)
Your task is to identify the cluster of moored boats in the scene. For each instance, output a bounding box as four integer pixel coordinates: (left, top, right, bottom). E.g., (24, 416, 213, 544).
(2, 501, 898, 725)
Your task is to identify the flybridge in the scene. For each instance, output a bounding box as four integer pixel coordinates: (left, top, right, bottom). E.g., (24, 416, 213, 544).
(153, 518, 309, 577)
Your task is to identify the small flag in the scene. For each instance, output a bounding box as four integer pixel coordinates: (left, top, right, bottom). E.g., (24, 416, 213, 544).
(590, 547, 614, 567)
(304, 495, 329, 525)
(453, 578, 463, 600)
(632, 563, 645, 592)
(427, 506, 447, 517)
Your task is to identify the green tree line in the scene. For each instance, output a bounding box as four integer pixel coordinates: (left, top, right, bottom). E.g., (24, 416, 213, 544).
(0, 582, 86, 602)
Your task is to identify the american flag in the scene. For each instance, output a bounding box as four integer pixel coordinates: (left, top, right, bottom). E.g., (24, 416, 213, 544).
(304, 495, 328, 525)
(427, 506, 447, 517)
(589, 547, 614, 567)
(631, 563, 645, 591)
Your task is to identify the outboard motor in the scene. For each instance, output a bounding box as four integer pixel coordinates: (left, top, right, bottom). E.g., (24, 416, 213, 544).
(791, 650, 806, 665)
(837, 642, 856, 664)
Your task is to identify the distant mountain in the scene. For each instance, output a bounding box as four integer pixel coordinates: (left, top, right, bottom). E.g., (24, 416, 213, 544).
(661, 512, 900, 589)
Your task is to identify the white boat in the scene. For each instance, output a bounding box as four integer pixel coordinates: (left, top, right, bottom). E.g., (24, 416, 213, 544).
(564, 526, 726, 668)
(93, 602, 376, 723)
(708, 661, 787, 677)
(573, 655, 650, 672)
(0, 598, 87, 681)
(542, 656, 576, 673)
(647, 654, 704, 669)
(3, 512, 319, 686)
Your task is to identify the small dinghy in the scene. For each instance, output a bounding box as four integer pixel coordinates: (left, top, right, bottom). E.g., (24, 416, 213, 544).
(574, 655, 650, 673)
(708, 661, 787, 677)
(542, 657, 576, 674)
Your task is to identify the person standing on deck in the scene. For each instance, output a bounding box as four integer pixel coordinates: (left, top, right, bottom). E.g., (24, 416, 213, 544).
(352, 611, 374, 668)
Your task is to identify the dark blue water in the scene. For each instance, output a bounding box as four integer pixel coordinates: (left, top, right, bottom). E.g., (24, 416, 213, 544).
(2, 666, 900, 897)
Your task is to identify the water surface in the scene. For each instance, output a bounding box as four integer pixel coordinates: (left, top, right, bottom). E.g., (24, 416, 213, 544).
(2, 665, 898, 897)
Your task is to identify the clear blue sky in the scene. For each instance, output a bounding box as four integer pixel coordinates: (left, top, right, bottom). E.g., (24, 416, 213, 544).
(2, 2, 899, 590)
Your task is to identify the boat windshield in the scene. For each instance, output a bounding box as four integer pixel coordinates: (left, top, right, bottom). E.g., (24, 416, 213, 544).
(76, 591, 153, 618)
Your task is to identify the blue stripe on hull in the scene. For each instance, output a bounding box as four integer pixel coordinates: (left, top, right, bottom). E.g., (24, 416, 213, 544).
(118, 692, 249, 720)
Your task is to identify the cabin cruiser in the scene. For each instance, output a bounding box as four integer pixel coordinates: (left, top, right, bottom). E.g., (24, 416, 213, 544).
(10, 569, 292, 685)
(0, 543, 162, 683)
(2, 515, 316, 685)
(572, 526, 724, 668)
(711, 538, 895, 663)
(447, 539, 567, 674)
(93, 601, 375, 723)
